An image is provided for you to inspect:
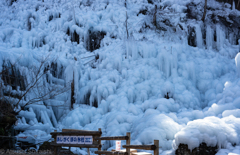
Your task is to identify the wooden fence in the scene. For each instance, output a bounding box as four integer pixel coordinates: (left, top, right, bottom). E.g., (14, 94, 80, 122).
(50, 129, 160, 155)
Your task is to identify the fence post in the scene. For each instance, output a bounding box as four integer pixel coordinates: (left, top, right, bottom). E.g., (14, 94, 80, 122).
(53, 130, 57, 155)
(98, 128, 102, 155)
(126, 132, 131, 155)
(154, 140, 159, 155)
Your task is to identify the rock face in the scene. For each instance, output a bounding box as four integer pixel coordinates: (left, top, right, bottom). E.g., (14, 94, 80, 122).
(86, 29, 106, 52)
(185, 1, 240, 48)
(188, 26, 197, 47)
(175, 143, 218, 155)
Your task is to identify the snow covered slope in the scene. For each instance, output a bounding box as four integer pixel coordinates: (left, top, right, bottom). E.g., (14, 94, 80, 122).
(1, 0, 240, 154)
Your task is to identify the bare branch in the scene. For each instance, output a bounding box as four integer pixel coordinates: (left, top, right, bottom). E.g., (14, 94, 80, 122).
(202, 0, 207, 22)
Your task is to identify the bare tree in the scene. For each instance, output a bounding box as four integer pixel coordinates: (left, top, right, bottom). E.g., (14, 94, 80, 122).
(153, 5, 157, 27)
(202, 0, 207, 22)
(12, 56, 70, 113)
(0, 55, 71, 136)
(125, 11, 129, 39)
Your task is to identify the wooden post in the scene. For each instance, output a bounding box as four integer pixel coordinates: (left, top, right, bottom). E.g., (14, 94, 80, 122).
(154, 140, 159, 155)
(98, 128, 102, 155)
(54, 130, 57, 155)
(87, 148, 90, 155)
(126, 132, 130, 155)
(71, 72, 75, 110)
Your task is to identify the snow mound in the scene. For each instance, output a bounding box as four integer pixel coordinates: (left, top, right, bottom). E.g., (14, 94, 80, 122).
(173, 116, 240, 151)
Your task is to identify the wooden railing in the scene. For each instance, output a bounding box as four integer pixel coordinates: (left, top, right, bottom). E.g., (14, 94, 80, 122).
(50, 129, 160, 155)
(123, 140, 159, 155)
(50, 128, 102, 155)
(94, 132, 130, 155)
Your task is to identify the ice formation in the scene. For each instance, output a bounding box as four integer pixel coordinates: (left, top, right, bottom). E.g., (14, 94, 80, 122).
(195, 24, 203, 49)
(206, 25, 213, 49)
(0, 0, 240, 154)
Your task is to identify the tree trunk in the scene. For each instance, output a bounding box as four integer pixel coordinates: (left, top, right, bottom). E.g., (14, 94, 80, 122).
(202, 0, 207, 22)
(153, 5, 157, 27)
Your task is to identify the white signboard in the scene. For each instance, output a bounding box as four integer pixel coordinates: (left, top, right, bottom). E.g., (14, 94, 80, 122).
(63, 136, 70, 144)
(57, 136, 64, 144)
(77, 136, 85, 144)
(84, 136, 93, 144)
(57, 135, 93, 144)
(116, 141, 121, 151)
(70, 136, 78, 144)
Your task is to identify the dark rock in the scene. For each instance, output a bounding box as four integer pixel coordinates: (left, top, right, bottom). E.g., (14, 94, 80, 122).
(66, 27, 80, 44)
(147, 0, 153, 4)
(26, 13, 36, 31)
(44, 62, 64, 83)
(49, 13, 61, 22)
(188, 26, 197, 47)
(164, 92, 172, 99)
(1, 60, 26, 91)
(82, 91, 98, 108)
(137, 8, 148, 16)
(186, 2, 203, 20)
(85, 29, 106, 52)
(7, 0, 17, 6)
(175, 143, 218, 155)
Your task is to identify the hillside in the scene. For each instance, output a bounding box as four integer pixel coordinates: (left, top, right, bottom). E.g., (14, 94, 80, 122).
(1, 0, 240, 154)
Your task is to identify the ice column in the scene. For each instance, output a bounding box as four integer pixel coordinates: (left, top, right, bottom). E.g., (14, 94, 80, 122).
(238, 39, 240, 52)
(195, 25, 203, 48)
(206, 25, 213, 49)
(216, 25, 225, 50)
(235, 53, 240, 77)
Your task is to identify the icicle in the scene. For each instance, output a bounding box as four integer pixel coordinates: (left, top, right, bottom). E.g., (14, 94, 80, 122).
(132, 42, 138, 60)
(171, 49, 178, 77)
(187, 62, 196, 85)
(216, 24, 225, 50)
(22, 117, 27, 124)
(233, 0, 236, 10)
(157, 51, 172, 78)
(143, 68, 148, 80)
(206, 25, 213, 49)
(195, 25, 203, 48)
(40, 110, 48, 124)
(29, 36, 32, 48)
(49, 106, 58, 127)
(235, 53, 240, 77)
(34, 118, 38, 124)
(165, 55, 171, 78)
(143, 44, 149, 58)
(238, 39, 240, 52)
(126, 40, 130, 59)
(44, 110, 53, 127)
(127, 88, 135, 103)
(18, 118, 22, 124)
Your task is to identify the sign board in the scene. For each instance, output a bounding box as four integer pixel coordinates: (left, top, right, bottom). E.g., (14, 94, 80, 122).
(78, 136, 85, 144)
(57, 136, 63, 143)
(84, 136, 93, 144)
(116, 140, 121, 151)
(57, 135, 93, 144)
(70, 136, 78, 144)
(63, 136, 70, 144)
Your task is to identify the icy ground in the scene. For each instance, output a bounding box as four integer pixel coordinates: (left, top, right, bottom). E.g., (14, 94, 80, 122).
(1, 0, 240, 154)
